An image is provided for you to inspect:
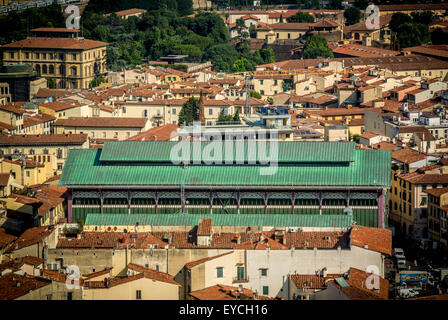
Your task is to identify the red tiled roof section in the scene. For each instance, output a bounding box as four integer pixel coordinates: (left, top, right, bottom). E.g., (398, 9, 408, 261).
(54, 117, 148, 128)
(0, 228, 16, 249)
(0, 273, 50, 300)
(197, 218, 213, 236)
(2, 37, 107, 50)
(31, 27, 79, 33)
(347, 267, 389, 300)
(290, 274, 341, 290)
(82, 268, 113, 279)
(126, 124, 178, 141)
(127, 263, 179, 286)
(350, 226, 392, 255)
(189, 284, 273, 300)
(424, 187, 448, 197)
(286, 231, 349, 249)
(0, 134, 87, 145)
(6, 226, 56, 253)
(185, 251, 233, 269)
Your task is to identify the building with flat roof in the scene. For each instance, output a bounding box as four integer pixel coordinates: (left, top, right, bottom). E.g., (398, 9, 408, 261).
(59, 141, 390, 228)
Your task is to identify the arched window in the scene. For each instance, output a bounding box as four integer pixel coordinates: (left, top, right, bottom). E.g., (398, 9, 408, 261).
(35, 64, 41, 74)
(71, 67, 77, 76)
(42, 65, 47, 74)
(49, 65, 54, 74)
(59, 65, 65, 76)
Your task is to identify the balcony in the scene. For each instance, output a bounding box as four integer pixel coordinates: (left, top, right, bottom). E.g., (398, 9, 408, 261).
(233, 276, 249, 283)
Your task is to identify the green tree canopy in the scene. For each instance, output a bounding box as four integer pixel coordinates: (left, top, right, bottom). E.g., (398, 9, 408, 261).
(302, 34, 334, 59)
(250, 91, 262, 99)
(287, 12, 315, 23)
(396, 23, 430, 48)
(178, 97, 200, 126)
(344, 7, 361, 26)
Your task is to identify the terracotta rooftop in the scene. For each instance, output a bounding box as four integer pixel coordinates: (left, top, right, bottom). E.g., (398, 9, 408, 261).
(0, 273, 50, 300)
(290, 273, 342, 290)
(2, 37, 107, 50)
(190, 284, 272, 300)
(346, 267, 389, 300)
(0, 228, 17, 250)
(127, 263, 179, 286)
(350, 226, 392, 255)
(0, 134, 87, 146)
(424, 187, 448, 197)
(197, 218, 213, 236)
(0, 173, 11, 187)
(185, 251, 233, 269)
(126, 124, 178, 141)
(6, 226, 56, 253)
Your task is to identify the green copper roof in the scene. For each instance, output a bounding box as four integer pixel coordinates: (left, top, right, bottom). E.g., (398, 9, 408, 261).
(59, 142, 391, 188)
(85, 213, 353, 227)
(98, 141, 356, 163)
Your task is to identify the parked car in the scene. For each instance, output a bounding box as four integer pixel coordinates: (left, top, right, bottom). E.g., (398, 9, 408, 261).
(397, 260, 407, 271)
(393, 248, 405, 260)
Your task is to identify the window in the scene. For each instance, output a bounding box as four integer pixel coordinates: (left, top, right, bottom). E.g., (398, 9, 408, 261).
(29, 149, 35, 155)
(42, 53, 46, 60)
(57, 148, 63, 159)
(237, 266, 245, 280)
(46, 294, 52, 300)
(260, 80, 264, 85)
(260, 268, 268, 276)
(67, 292, 73, 301)
(288, 33, 290, 39)
(102, 132, 106, 138)
(57, 163, 63, 171)
(122, 107, 126, 113)
(114, 132, 118, 138)
(144, 110, 148, 117)
(126, 132, 130, 139)
(25, 52, 29, 59)
(209, 108, 213, 115)
(274, 80, 278, 86)
(136, 290, 142, 300)
(25, 171, 30, 178)
(262, 286, 269, 295)
(172, 108, 176, 115)
(43, 149, 49, 155)
(49, 65, 54, 74)
(217, 267, 223, 278)
(9, 52, 14, 59)
(260, 90, 264, 95)
(35, 53, 39, 59)
(72, 54, 77, 61)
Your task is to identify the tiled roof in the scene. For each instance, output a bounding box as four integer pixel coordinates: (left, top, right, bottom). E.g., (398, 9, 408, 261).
(424, 187, 448, 197)
(346, 267, 389, 300)
(391, 147, 426, 164)
(127, 263, 179, 285)
(0, 103, 26, 115)
(6, 226, 56, 253)
(197, 218, 213, 236)
(57, 232, 170, 249)
(23, 114, 55, 128)
(304, 107, 365, 117)
(189, 284, 272, 300)
(54, 117, 148, 128)
(350, 226, 392, 255)
(268, 23, 311, 30)
(82, 268, 112, 279)
(107, 8, 147, 17)
(39, 101, 77, 112)
(34, 88, 74, 99)
(0, 273, 50, 300)
(286, 231, 349, 249)
(0, 134, 87, 146)
(290, 273, 342, 290)
(126, 124, 178, 141)
(2, 37, 107, 50)
(0, 228, 16, 249)
(185, 251, 233, 269)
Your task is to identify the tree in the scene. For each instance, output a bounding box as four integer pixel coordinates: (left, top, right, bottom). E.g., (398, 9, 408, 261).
(389, 12, 413, 33)
(302, 34, 334, 59)
(233, 57, 253, 72)
(344, 7, 361, 26)
(217, 109, 233, 123)
(47, 78, 56, 89)
(178, 97, 200, 125)
(250, 91, 262, 99)
(267, 97, 274, 105)
(328, 0, 343, 10)
(233, 110, 241, 124)
(411, 11, 433, 25)
(396, 23, 430, 49)
(249, 24, 257, 38)
(353, 0, 368, 9)
(260, 48, 275, 63)
(287, 12, 315, 23)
